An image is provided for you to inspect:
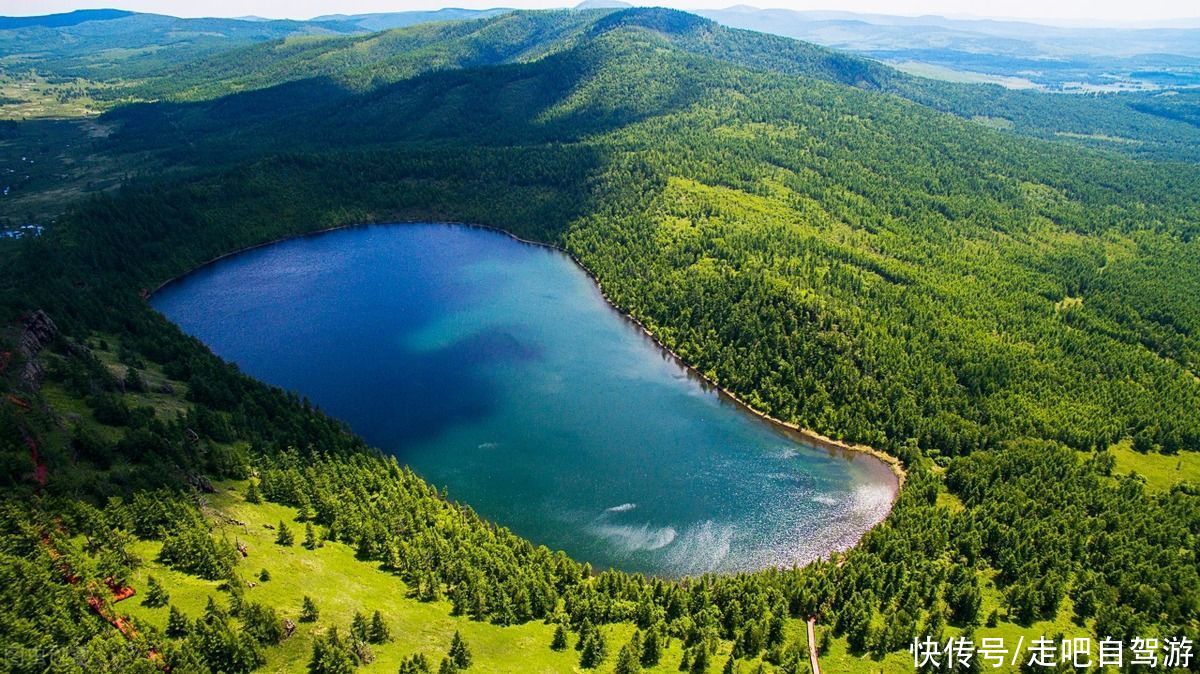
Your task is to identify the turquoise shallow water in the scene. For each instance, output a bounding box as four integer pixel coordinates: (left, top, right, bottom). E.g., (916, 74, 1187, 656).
(152, 223, 897, 576)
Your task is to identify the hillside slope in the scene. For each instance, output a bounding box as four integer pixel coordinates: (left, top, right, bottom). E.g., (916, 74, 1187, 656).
(107, 8, 1200, 162)
(0, 11, 363, 79)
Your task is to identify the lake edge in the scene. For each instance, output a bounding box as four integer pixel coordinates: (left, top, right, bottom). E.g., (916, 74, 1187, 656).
(150, 219, 905, 572)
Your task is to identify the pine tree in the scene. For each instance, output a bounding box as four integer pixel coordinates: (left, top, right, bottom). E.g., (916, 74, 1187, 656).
(304, 522, 318, 549)
(551, 623, 569, 651)
(226, 575, 246, 615)
(385, 542, 402, 570)
(576, 619, 595, 651)
(722, 654, 736, 674)
(438, 656, 458, 674)
(166, 604, 190, 638)
(399, 653, 433, 674)
(276, 520, 294, 546)
(614, 638, 642, 674)
(204, 595, 226, 622)
(245, 479, 262, 504)
(241, 601, 285, 645)
(124, 366, 146, 393)
(193, 607, 265, 673)
(258, 568, 271, 582)
(689, 647, 710, 674)
(641, 627, 662, 667)
(925, 603, 947, 643)
(308, 626, 354, 674)
(580, 629, 608, 669)
(449, 631, 472, 669)
(626, 630, 642, 659)
(946, 566, 982, 626)
(300, 595, 319, 622)
(350, 611, 369, 643)
(368, 610, 390, 643)
(143, 575, 169, 607)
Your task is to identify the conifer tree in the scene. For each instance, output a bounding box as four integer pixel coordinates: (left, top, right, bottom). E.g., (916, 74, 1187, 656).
(614, 637, 642, 674)
(350, 611, 369, 643)
(576, 619, 595, 651)
(300, 595, 319, 622)
(448, 631, 472, 669)
(276, 520, 294, 546)
(204, 596, 225, 622)
(399, 653, 432, 674)
(368, 610, 390, 643)
(641, 627, 662, 667)
(308, 627, 354, 674)
(580, 629, 608, 669)
(245, 479, 262, 504)
(143, 575, 169, 607)
(166, 605, 190, 638)
(550, 623, 569, 651)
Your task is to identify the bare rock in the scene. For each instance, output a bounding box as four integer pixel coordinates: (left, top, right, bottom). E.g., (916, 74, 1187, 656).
(17, 310, 57, 391)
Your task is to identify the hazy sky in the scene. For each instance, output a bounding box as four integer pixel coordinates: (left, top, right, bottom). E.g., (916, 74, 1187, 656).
(3, 0, 1197, 24)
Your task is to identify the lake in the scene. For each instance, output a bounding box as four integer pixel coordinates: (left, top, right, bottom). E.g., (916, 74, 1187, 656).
(152, 223, 897, 576)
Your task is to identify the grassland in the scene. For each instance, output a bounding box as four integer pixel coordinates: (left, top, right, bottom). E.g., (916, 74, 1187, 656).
(890, 60, 1040, 89)
(0, 71, 113, 120)
(121, 482, 743, 673)
(1108, 439, 1200, 490)
(0, 116, 138, 223)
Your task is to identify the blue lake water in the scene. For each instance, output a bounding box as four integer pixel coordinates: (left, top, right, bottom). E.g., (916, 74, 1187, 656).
(152, 223, 897, 576)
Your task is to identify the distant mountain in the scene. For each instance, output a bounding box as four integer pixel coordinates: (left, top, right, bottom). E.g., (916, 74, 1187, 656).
(697, 7, 1200, 90)
(312, 8, 510, 31)
(85, 7, 1200, 163)
(116, 9, 609, 102)
(0, 8, 133, 29)
(116, 7, 894, 105)
(0, 11, 366, 80)
(0, 7, 531, 82)
(575, 0, 633, 9)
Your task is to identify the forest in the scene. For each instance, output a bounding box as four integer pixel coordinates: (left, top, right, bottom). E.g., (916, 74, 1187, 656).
(0, 6, 1197, 673)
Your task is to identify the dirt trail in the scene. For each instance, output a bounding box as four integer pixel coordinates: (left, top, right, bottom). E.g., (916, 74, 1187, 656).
(807, 617, 821, 674)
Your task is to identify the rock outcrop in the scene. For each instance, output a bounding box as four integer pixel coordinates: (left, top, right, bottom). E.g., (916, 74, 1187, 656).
(18, 310, 57, 391)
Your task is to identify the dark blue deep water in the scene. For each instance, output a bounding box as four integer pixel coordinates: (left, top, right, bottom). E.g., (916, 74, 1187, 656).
(153, 223, 897, 575)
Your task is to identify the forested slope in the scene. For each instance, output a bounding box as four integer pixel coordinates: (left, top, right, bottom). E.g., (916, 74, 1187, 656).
(85, 12, 1200, 457)
(0, 12, 364, 80)
(92, 7, 1200, 163)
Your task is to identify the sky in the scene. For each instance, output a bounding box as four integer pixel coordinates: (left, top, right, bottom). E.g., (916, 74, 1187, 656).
(2, 0, 1197, 24)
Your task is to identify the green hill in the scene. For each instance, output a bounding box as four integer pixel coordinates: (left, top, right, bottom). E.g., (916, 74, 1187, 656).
(94, 8, 1200, 163)
(0, 12, 363, 79)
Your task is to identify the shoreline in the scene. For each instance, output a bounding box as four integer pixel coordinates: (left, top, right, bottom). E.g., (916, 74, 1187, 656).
(150, 218, 906, 488)
(458, 222, 908, 490)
